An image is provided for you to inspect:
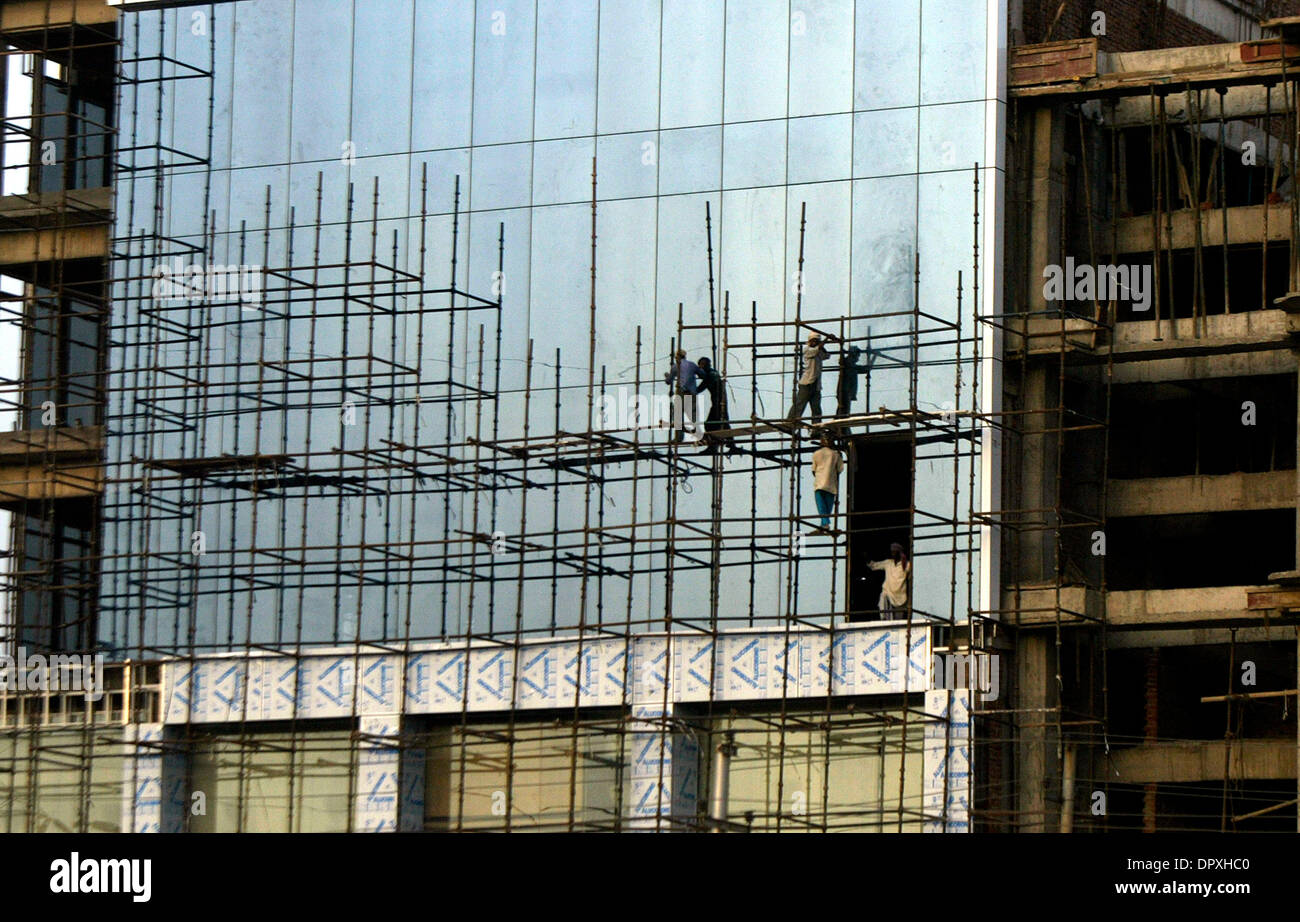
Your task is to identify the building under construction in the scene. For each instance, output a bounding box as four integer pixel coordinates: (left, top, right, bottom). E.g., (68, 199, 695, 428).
(0, 0, 1298, 834)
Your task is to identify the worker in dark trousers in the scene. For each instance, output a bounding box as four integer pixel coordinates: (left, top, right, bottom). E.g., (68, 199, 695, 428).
(697, 356, 734, 454)
(787, 332, 832, 423)
(835, 344, 870, 418)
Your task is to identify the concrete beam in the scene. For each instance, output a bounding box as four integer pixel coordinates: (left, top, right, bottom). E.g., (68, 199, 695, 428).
(1003, 584, 1293, 628)
(0, 224, 108, 265)
(1013, 41, 1300, 99)
(1101, 84, 1295, 128)
(0, 0, 117, 32)
(1111, 738, 1296, 783)
(0, 461, 103, 504)
(999, 584, 1098, 626)
(1110, 348, 1295, 384)
(0, 427, 104, 505)
(1107, 625, 1292, 648)
(1108, 470, 1296, 517)
(108, 0, 233, 9)
(1115, 202, 1290, 253)
(1014, 310, 1300, 363)
(0, 423, 102, 504)
(0, 425, 103, 459)
(0, 188, 112, 229)
(1110, 586, 1268, 627)
(1002, 315, 1098, 358)
(1110, 310, 1300, 360)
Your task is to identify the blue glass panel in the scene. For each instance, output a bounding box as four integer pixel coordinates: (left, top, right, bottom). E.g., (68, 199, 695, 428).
(660, 0, 723, 129)
(534, 0, 597, 138)
(723, 120, 787, 190)
(724, 0, 789, 124)
(789, 0, 854, 117)
(659, 126, 721, 196)
(596, 0, 661, 134)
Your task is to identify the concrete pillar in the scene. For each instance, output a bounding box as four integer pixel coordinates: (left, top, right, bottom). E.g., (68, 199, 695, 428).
(354, 714, 425, 832)
(625, 636, 698, 830)
(1019, 366, 1057, 582)
(1294, 369, 1300, 570)
(707, 730, 736, 831)
(1060, 743, 1076, 832)
(924, 689, 972, 832)
(1143, 648, 1159, 832)
(1016, 634, 1055, 832)
(121, 723, 186, 833)
(1028, 106, 1065, 313)
(625, 704, 698, 830)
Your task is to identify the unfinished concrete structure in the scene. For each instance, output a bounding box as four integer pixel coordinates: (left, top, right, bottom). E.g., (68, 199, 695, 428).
(1002, 15, 1300, 830)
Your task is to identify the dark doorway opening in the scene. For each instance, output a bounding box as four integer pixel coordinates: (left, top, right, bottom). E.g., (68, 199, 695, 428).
(846, 435, 912, 621)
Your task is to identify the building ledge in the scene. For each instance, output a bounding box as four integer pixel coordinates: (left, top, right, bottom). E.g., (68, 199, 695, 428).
(0, 425, 103, 459)
(1012, 39, 1300, 98)
(0, 425, 104, 508)
(1111, 738, 1296, 783)
(1007, 309, 1300, 363)
(1115, 202, 1290, 253)
(1109, 309, 1300, 359)
(1108, 470, 1295, 517)
(0, 187, 112, 230)
(1001, 584, 1298, 629)
(1002, 314, 1099, 358)
(0, 222, 109, 267)
(0, 0, 117, 33)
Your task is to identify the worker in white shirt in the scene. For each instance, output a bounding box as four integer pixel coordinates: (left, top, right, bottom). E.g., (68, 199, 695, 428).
(810, 436, 843, 530)
(787, 332, 833, 423)
(870, 542, 911, 616)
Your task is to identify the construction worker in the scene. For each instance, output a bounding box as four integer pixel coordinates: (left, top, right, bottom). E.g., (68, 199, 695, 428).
(665, 349, 701, 441)
(810, 436, 843, 530)
(835, 344, 870, 418)
(787, 332, 831, 423)
(870, 542, 912, 617)
(697, 356, 734, 453)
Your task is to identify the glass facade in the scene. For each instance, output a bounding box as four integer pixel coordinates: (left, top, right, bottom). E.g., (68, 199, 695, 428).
(2, 36, 113, 656)
(0, 729, 128, 832)
(702, 708, 925, 832)
(0, 705, 921, 833)
(102, 0, 1003, 654)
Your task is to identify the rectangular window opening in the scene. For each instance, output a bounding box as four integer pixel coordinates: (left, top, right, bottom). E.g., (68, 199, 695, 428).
(846, 434, 913, 622)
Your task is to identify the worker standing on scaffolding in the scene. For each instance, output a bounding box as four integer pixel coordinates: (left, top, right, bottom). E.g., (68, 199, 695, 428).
(835, 344, 870, 419)
(787, 332, 833, 423)
(870, 543, 912, 618)
(810, 436, 843, 531)
(697, 356, 733, 453)
(666, 349, 702, 442)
